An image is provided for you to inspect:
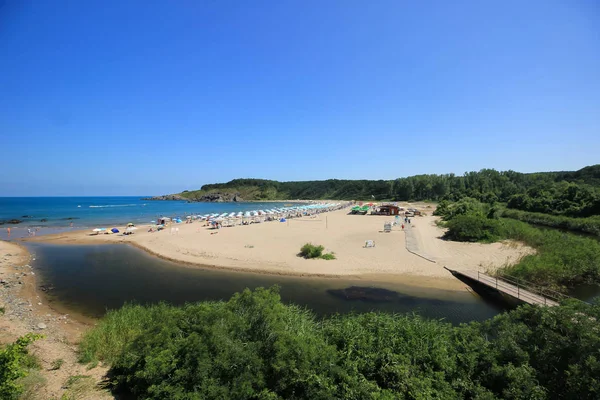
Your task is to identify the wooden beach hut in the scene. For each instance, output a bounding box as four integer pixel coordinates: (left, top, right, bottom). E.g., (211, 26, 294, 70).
(374, 205, 400, 216)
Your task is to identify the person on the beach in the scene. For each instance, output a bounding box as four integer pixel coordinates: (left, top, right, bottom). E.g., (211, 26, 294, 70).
(6, 227, 10, 237)
(27, 228, 31, 237)
(401, 224, 404, 230)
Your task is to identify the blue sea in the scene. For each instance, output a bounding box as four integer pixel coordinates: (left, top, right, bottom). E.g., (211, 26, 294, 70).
(0, 197, 300, 239)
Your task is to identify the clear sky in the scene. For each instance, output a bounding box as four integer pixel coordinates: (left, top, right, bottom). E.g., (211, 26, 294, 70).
(1, 0, 598, 196)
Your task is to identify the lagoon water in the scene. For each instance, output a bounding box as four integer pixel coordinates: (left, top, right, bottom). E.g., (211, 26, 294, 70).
(26, 242, 507, 324)
(0, 197, 300, 239)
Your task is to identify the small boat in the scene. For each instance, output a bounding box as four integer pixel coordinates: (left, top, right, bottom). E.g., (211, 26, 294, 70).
(77, 205, 81, 208)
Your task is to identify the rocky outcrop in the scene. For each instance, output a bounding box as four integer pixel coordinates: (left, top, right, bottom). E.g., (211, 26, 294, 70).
(0, 219, 23, 225)
(142, 194, 186, 201)
(195, 192, 243, 202)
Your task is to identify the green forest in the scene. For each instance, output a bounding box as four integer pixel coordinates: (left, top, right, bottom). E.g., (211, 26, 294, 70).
(181, 165, 600, 211)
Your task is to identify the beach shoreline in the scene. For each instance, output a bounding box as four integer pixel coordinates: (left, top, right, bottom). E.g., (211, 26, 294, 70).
(24, 204, 534, 291)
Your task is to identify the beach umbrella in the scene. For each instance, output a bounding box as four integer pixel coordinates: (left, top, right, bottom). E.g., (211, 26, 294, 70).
(186, 216, 192, 219)
(111, 228, 119, 233)
(92, 228, 102, 232)
(127, 223, 134, 227)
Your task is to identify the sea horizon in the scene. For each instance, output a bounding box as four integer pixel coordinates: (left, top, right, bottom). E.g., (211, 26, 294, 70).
(0, 196, 305, 239)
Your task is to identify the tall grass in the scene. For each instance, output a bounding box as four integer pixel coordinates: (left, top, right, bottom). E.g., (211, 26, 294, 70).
(498, 218, 600, 290)
(502, 208, 600, 237)
(79, 302, 182, 364)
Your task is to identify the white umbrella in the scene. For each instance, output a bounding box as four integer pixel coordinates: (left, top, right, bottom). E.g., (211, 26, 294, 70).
(126, 226, 138, 232)
(92, 228, 102, 232)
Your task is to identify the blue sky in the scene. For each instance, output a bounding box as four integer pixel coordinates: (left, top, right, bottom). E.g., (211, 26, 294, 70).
(1, 0, 598, 196)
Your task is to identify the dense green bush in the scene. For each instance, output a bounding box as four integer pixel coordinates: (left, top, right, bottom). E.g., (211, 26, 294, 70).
(443, 214, 503, 242)
(299, 243, 324, 258)
(299, 244, 335, 260)
(81, 287, 600, 399)
(0, 334, 42, 400)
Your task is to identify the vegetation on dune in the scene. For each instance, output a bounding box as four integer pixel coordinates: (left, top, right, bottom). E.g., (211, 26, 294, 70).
(80, 287, 600, 399)
(436, 198, 600, 290)
(299, 243, 336, 260)
(501, 208, 600, 237)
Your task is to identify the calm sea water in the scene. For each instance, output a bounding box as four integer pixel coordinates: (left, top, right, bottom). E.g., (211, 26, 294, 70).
(0, 197, 300, 239)
(25, 243, 507, 324)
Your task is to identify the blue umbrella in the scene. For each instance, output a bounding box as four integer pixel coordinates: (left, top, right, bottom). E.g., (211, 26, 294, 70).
(111, 228, 119, 233)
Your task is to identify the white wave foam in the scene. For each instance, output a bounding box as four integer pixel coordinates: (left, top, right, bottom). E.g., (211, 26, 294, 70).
(89, 204, 138, 208)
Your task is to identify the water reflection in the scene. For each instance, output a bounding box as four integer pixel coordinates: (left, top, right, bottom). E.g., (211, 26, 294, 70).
(25, 243, 506, 324)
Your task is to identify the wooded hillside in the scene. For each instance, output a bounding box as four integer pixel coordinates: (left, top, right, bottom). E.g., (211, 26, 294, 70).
(178, 165, 600, 217)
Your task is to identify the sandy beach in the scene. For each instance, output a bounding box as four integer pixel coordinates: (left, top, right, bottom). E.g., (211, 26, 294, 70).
(26, 204, 533, 285)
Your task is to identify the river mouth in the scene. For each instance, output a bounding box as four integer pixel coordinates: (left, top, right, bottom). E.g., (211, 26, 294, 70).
(24, 242, 508, 324)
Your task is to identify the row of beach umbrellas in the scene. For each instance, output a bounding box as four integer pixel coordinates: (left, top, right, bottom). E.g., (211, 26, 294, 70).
(92, 203, 342, 233)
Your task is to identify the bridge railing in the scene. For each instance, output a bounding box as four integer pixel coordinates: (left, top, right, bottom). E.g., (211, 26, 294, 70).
(476, 271, 569, 305)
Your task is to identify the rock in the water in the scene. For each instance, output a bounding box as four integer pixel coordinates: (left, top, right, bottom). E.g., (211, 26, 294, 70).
(37, 323, 47, 329)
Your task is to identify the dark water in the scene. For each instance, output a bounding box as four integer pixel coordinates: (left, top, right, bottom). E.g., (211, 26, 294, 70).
(570, 284, 600, 303)
(24, 243, 506, 324)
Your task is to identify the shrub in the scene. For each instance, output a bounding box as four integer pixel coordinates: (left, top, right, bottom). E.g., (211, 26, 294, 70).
(320, 253, 336, 260)
(444, 214, 503, 242)
(0, 334, 42, 399)
(100, 287, 340, 399)
(80, 287, 600, 399)
(299, 243, 324, 259)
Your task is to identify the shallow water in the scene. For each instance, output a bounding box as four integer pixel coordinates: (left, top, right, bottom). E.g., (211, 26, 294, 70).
(24, 243, 507, 324)
(0, 196, 303, 238)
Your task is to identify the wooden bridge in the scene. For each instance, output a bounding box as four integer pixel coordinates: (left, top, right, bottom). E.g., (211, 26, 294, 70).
(445, 268, 567, 307)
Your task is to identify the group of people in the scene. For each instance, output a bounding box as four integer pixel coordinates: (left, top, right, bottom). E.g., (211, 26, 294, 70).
(397, 215, 412, 230)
